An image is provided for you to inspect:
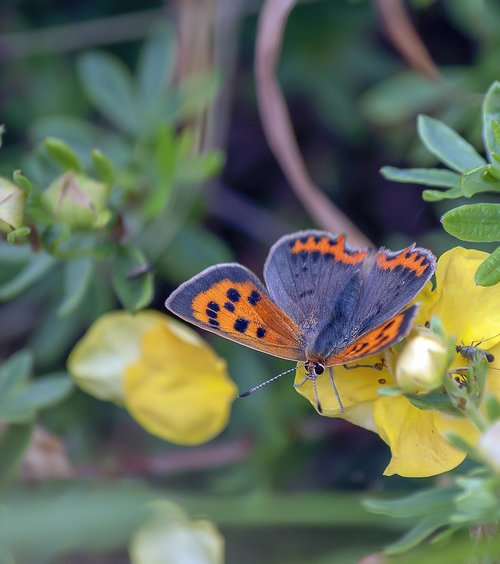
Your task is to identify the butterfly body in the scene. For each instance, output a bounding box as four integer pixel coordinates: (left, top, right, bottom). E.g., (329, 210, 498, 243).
(166, 230, 436, 396)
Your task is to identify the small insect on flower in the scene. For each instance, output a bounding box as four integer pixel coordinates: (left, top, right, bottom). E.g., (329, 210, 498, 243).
(456, 333, 500, 364)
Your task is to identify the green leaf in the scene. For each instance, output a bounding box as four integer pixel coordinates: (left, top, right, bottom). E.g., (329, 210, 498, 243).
(12, 170, 33, 195)
(43, 137, 82, 172)
(2, 376, 73, 415)
(78, 52, 138, 135)
(406, 391, 460, 415)
(482, 81, 500, 161)
(385, 513, 453, 555)
(0, 252, 56, 301)
(461, 165, 500, 197)
(364, 487, 457, 519)
(7, 226, 31, 244)
(91, 149, 115, 186)
(0, 424, 33, 484)
(474, 247, 500, 287)
(57, 257, 94, 317)
(444, 432, 475, 455)
(418, 115, 486, 173)
(485, 394, 500, 422)
(380, 166, 460, 188)
(441, 203, 500, 242)
(422, 187, 463, 202)
(0, 350, 33, 399)
(137, 26, 175, 106)
(111, 244, 154, 311)
(361, 72, 447, 126)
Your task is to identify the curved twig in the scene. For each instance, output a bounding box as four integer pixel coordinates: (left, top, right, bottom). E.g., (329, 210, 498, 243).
(255, 0, 372, 248)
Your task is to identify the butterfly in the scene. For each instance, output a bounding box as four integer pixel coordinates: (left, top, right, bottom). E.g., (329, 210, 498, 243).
(165, 230, 436, 412)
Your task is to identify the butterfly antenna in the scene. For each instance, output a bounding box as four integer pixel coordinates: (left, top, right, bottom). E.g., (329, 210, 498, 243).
(312, 378, 323, 414)
(238, 365, 303, 398)
(328, 367, 344, 413)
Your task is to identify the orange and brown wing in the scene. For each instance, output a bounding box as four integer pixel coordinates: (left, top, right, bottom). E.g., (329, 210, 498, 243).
(165, 264, 305, 361)
(326, 305, 419, 366)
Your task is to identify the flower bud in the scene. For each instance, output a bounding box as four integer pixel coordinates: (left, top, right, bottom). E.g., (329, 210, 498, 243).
(0, 177, 26, 233)
(42, 172, 110, 229)
(130, 502, 224, 564)
(478, 421, 500, 474)
(396, 332, 449, 393)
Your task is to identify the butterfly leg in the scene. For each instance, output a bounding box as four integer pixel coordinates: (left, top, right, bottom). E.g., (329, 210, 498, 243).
(294, 372, 323, 414)
(328, 367, 344, 414)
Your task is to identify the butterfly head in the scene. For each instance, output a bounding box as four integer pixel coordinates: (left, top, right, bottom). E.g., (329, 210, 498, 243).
(305, 359, 325, 379)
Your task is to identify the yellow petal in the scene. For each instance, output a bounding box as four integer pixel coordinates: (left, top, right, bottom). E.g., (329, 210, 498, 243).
(422, 248, 500, 346)
(375, 396, 471, 477)
(68, 310, 165, 404)
(124, 319, 237, 445)
(294, 356, 391, 419)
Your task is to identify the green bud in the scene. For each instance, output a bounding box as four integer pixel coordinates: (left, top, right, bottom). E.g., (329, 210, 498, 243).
(396, 332, 449, 393)
(42, 172, 110, 230)
(478, 421, 500, 474)
(0, 177, 26, 233)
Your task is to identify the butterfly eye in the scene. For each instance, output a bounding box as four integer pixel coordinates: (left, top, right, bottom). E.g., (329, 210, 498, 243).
(314, 362, 325, 375)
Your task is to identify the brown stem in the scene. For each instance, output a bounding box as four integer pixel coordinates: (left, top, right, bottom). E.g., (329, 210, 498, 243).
(255, 0, 372, 248)
(376, 0, 441, 81)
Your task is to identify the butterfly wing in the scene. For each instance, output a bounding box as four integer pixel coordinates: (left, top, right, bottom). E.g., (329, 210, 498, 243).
(165, 264, 305, 361)
(264, 230, 369, 336)
(350, 245, 436, 337)
(326, 305, 418, 366)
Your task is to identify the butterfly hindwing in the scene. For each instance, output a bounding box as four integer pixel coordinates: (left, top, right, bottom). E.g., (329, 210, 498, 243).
(326, 304, 419, 366)
(263, 230, 369, 330)
(165, 264, 305, 361)
(351, 245, 436, 336)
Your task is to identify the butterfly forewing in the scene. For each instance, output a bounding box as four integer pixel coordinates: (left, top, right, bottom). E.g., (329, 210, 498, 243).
(264, 230, 369, 332)
(165, 264, 305, 361)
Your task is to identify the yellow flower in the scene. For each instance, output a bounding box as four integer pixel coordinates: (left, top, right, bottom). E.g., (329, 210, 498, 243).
(294, 248, 500, 478)
(129, 502, 224, 564)
(68, 311, 237, 445)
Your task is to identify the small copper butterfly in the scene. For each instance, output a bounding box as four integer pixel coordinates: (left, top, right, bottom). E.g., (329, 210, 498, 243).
(165, 230, 436, 412)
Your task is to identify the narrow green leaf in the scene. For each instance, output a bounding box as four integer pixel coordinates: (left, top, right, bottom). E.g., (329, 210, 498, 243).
(43, 137, 82, 172)
(111, 244, 154, 311)
(385, 513, 453, 555)
(485, 394, 500, 422)
(381, 166, 460, 188)
(422, 187, 463, 201)
(0, 424, 33, 484)
(418, 115, 486, 173)
(0, 252, 56, 301)
(482, 81, 500, 161)
(78, 52, 138, 135)
(91, 149, 115, 185)
(12, 170, 33, 195)
(461, 165, 500, 197)
(3, 376, 73, 414)
(441, 204, 500, 242)
(364, 487, 457, 519)
(57, 257, 94, 317)
(474, 247, 500, 287)
(137, 26, 175, 105)
(0, 350, 33, 398)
